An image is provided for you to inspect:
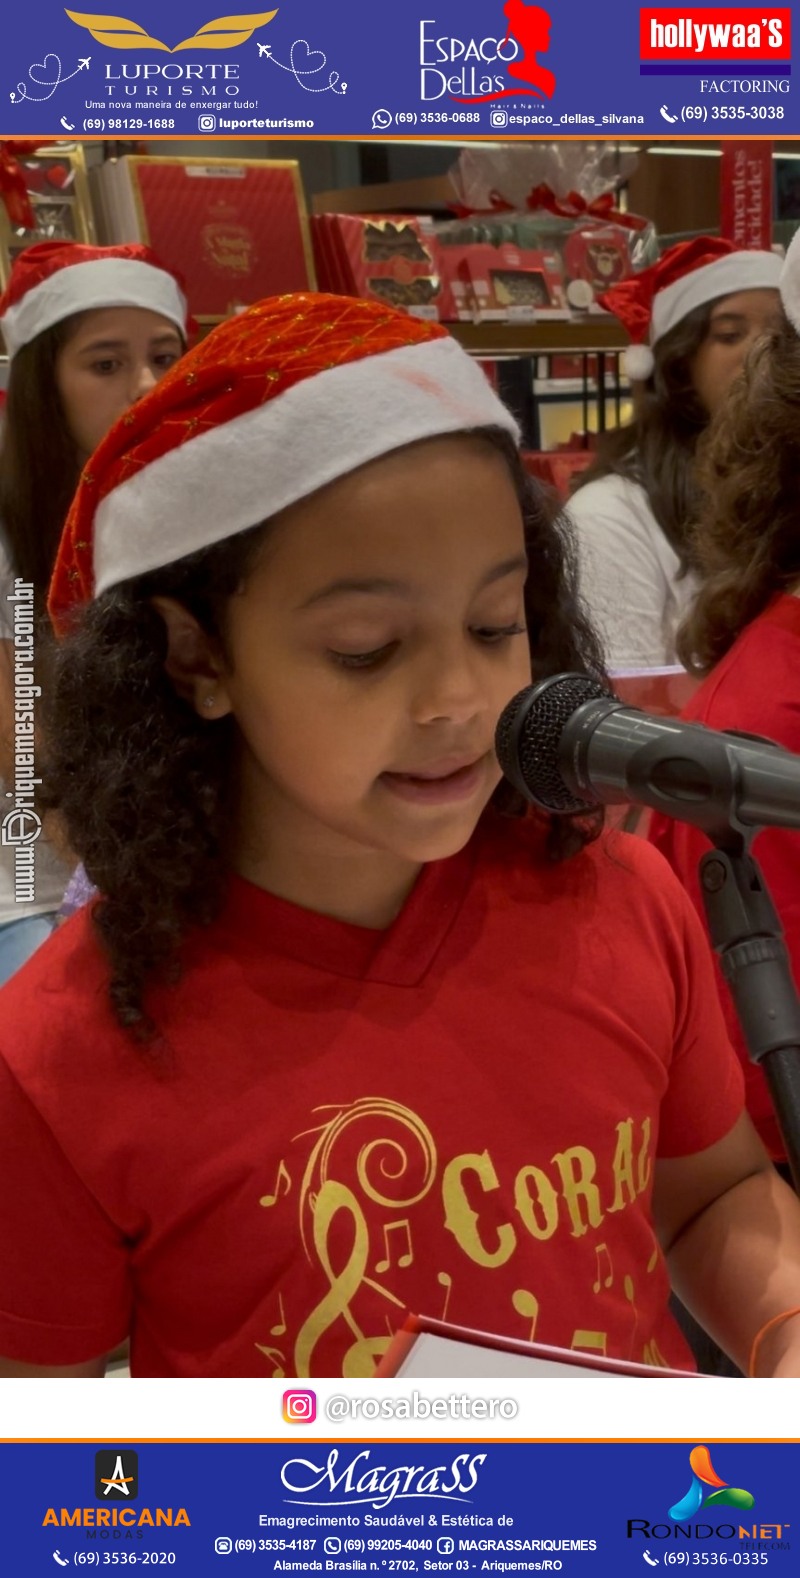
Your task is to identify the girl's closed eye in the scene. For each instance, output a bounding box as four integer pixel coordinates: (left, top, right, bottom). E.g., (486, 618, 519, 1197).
(328, 640, 398, 670)
(328, 619, 526, 672)
(472, 620, 526, 644)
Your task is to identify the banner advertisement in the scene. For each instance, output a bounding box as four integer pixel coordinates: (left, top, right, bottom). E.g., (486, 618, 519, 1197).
(0, 0, 799, 1511)
(1, 1439, 797, 1576)
(0, 2, 796, 139)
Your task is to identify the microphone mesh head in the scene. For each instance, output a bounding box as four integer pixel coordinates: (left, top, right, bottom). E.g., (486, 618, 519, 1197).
(496, 672, 611, 813)
(494, 685, 527, 772)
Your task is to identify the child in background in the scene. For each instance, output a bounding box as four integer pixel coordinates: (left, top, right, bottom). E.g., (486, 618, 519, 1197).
(0, 294, 799, 1380)
(0, 241, 190, 981)
(649, 229, 800, 1171)
(567, 238, 782, 670)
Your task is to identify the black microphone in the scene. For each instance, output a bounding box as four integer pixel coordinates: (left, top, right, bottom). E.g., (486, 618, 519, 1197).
(495, 672, 800, 834)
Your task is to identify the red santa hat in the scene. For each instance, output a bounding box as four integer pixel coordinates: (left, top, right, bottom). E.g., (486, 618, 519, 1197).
(0, 240, 191, 358)
(48, 292, 519, 633)
(597, 236, 783, 382)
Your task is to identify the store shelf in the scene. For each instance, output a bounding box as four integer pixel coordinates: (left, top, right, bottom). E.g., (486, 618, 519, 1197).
(446, 319, 627, 357)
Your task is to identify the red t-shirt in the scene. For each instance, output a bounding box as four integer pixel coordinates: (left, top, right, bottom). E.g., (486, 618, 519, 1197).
(649, 594, 800, 1160)
(0, 812, 743, 1377)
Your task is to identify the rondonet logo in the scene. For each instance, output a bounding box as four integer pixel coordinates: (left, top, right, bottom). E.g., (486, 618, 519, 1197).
(639, 8, 791, 61)
(627, 1445, 791, 1548)
(281, 1448, 487, 1510)
(66, 7, 278, 50)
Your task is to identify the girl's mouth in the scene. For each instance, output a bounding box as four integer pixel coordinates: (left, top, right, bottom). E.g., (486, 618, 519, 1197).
(379, 756, 487, 804)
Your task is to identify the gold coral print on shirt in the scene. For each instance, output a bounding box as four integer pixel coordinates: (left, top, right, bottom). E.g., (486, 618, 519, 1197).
(65, 9, 278, 51)
(260, 1098, 437, 1379)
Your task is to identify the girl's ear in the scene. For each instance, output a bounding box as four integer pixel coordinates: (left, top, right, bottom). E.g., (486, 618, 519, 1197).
(150, 596, 233, 720)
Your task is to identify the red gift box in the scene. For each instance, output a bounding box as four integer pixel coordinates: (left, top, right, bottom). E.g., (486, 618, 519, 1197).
(440, 240, 568, 322)
(93, 156, 315, 321)
(312, 213, 451, 320)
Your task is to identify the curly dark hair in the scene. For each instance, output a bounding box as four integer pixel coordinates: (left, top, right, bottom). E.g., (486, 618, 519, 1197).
(570, 301, 716, 575)
(42, 429, 607, 1038)
(677, 312, 800, 675)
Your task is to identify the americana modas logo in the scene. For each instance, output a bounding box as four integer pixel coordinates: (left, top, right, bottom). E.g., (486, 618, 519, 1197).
(95, 1450, 139, 1500)
(66, 8, 278, 51)
(43, 1449, 190, 1531)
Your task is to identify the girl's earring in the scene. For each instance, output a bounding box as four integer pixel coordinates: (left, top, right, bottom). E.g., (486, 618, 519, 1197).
(202, 695, 216, 711)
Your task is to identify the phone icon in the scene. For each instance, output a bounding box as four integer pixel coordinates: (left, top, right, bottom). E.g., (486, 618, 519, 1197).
(60, 116, 75, 131)
(659, 104, 678, 124)
(643, 1553, 659, 1568)
(54, 1553, 70, 1568)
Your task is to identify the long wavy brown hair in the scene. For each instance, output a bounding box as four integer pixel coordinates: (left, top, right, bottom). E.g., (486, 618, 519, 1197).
(678, 313, 800, 675)
(570, 301, 716, 574)
(41, 429, 607, 1039)
(0, 321, 84, 609)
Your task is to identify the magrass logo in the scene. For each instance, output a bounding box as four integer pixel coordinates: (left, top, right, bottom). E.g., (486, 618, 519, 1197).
(95, 1450, 138, 1500)
(65, 7, 278, 51)
(420, 1, 556, 104)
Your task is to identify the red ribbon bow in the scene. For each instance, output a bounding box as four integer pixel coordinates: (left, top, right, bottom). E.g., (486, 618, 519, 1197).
(449, 184, 647, 232)
(526, 184, 648, 232)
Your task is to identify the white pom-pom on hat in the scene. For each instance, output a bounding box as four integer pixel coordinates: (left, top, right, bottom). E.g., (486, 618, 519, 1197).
(622, 343, 655, 382)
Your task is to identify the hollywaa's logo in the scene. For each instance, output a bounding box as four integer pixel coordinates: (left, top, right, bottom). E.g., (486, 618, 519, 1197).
(639, 8, 791, 64)
(66, 7, 278, 51)
(420, 1, 556, 104)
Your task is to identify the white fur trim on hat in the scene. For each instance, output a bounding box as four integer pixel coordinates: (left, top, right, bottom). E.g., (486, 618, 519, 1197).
(0, 257, 188, 357)
(651, 250, 783, 345)
(780, 228, 800, 336)
(93, 335, 520, 595)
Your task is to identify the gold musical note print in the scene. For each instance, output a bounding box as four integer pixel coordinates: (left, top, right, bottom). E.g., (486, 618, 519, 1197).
(512, 1288, 539, 1343)
(591, 1242, 614, 1293)
(375, 1218, 413, 1273)
(271, 1291, 287, 1338)
(259, 1158, 291, 1208)
(571, 1329, 607, 1356)
(437, 1270, 453, 1322)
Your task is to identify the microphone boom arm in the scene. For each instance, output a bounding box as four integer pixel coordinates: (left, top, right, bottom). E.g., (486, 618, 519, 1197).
(697, 833, 800, 1191)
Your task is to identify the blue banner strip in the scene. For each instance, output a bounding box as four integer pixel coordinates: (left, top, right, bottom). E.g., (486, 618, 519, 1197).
(640, 63, 792, 75)
(0, 1440, 797, 1578)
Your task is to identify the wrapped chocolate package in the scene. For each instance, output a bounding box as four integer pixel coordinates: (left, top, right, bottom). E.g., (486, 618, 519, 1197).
(311, 213, 452, 320)
(443, 142, 657, 320)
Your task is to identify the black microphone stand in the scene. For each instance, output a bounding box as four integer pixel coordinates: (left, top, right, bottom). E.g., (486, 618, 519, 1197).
(697, 828, 800, 1190)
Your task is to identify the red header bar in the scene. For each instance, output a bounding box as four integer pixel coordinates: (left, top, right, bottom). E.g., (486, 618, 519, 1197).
(640, 8, 791, 60)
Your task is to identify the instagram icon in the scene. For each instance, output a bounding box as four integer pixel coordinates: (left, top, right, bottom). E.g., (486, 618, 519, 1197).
(283, 1389, 317, 1424)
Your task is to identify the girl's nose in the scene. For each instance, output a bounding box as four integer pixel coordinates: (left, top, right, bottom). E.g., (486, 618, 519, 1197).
(411, 641, 486, 726)
(130, 363, 158, 401)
